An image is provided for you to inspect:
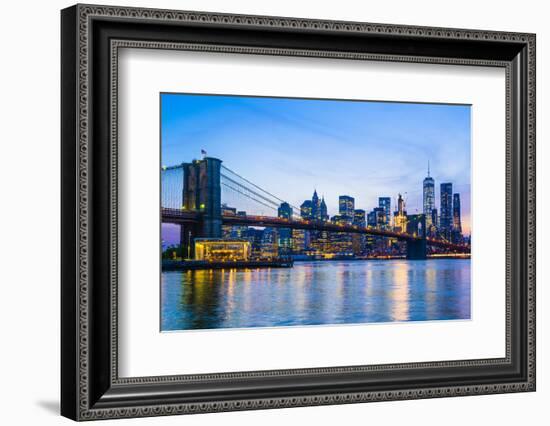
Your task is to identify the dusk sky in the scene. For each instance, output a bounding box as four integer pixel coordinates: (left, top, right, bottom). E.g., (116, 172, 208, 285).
(161, 93, 471, 236)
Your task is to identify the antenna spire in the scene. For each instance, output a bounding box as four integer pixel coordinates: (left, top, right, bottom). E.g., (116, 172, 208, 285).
(427, 160, 430, 177)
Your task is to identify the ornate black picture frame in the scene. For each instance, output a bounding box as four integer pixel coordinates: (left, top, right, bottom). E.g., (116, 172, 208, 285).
(61, 4, 536, 421)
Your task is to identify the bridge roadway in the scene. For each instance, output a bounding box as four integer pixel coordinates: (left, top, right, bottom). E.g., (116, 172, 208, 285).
(161, 208, 470, 253)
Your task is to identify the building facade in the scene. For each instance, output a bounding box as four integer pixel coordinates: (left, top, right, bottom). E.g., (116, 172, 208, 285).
(194, 238, 251, 261)
(277, 202, 293, 255)
(452, 193, 463, 243)
(339, 195, 355, 221)
(423, 165, 435, 228)
(393, 193, 408, 233)
(300, 199, 313, 219)
(352, 209, 367, 255)
(378, 197, 391, 228)
(440, 182, 453, 239)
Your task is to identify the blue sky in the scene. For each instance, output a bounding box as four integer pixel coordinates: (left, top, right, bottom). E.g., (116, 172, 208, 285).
(161, 93, 471, 235)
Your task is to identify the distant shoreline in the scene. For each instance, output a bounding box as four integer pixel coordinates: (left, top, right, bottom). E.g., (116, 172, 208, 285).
(162, 259, 293, 271)
(162, 255, 470, 271)
(294, 255, 470, 262)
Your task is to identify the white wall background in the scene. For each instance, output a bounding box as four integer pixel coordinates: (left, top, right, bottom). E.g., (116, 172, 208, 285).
(0, 0, 546, 424)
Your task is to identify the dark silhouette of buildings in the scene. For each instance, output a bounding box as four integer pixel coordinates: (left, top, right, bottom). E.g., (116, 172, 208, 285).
(440, 182, 453, 240)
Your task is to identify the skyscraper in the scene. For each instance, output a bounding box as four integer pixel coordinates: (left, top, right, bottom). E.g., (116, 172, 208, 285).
(300, 200, 313, 219)
(368, 208, 387, 229)
(318, 196, 330, 251)
(291, 229, 307, 254)
(378, 197, 391, 228)
(431, 208, 438, 229)
(277, 202, 292, 219)
(423, 163, 435, 227)
(312, 189, 321, 220)
(320, 197, 328, 222)
(299, 199, 313, 252)
(367, 210, 377, 227)
(397, 193, 406, 215)
(393, 193, 407, 232)
(339, 195, 355, 222)
(440, 183, 453, 239)
(353, 209, 366, 226)
(277, 202, 292, 255)
(302, 191, 326, 253)
(452, 193, 462, 242)
(330, 215, 353, 254)
(260, 228, 278, 258)
(452, 194, 462, 232)
(352, 209, 367, 255)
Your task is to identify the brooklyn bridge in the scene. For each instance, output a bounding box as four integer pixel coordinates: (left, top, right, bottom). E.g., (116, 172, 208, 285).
(161, 157, 470, 260)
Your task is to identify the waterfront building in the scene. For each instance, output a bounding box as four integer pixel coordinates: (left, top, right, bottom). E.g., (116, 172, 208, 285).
(260, 228, 278, 259)
(378, 197, 391, 228)
(423, 163, 435, 228)
(329, 215, 353, 254)
(244, 228, 264, 259)
(364, 235, 378, 255)
(194, 238, 251, 261)
(278, 230, 292, 256)
(313, 230, 330, 254)
(440, 183, 453, 240)
(291, 229, 308, 254)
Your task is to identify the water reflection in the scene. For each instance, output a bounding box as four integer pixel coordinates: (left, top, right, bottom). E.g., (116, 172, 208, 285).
(391, 262, 410, 321)
(161, 259, 471, 331)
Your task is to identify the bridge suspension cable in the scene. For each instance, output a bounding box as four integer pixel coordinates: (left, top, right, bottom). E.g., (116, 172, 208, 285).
(221, 174, 281, 209)
(161, 162, 302, 217)
(160, 166, 184, 209)
(221, 181, 279, 213)
(221, 165, 301, 216)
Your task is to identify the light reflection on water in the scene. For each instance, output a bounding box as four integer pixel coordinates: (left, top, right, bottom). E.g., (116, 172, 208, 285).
(161, 259, 471, 331)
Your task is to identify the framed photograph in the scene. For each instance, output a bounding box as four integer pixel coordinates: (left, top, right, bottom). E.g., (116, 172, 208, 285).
(61, 4, 536, 421)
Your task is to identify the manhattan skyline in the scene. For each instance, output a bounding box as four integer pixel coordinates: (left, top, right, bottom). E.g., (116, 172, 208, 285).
(161, 93, 471, 235)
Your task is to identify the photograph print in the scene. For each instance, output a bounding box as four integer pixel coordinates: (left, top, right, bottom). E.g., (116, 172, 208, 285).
(160, 93, 471, 332)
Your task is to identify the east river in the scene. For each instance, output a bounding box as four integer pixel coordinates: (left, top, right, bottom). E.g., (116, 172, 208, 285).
(161, 259, 471, 331)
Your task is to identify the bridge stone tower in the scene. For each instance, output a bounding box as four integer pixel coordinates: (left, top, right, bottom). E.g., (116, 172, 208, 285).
(180, 157, 222, 257)
(406, 214, 427, 260)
